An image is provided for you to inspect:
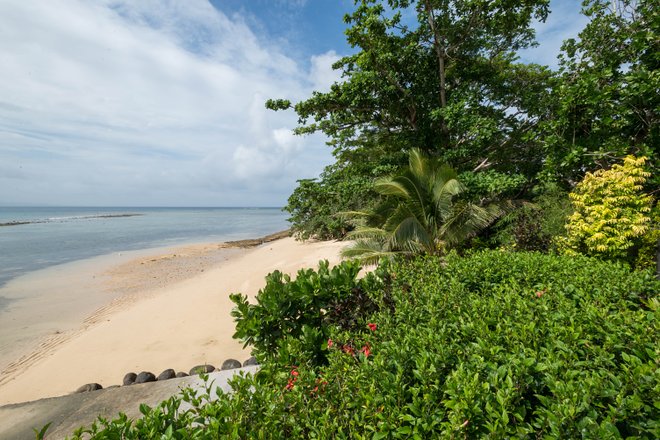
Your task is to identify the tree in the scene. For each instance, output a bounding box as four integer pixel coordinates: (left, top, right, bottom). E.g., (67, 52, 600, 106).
(268, 0, 553, 238)
(284, 163, 376, 240)
(342, 149, 501, 263)
(557, 155, 655, 265)
(542, 0, 659, 184)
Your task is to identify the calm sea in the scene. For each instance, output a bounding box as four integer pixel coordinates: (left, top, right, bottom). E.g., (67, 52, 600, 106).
(0, 207, 289, 290)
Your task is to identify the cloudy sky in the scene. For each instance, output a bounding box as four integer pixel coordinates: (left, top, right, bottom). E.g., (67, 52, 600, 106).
(0, 0, 586, 207)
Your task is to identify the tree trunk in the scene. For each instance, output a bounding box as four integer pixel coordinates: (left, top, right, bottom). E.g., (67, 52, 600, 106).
(423, 1, 449, 138)
(424, 1, 447, 109)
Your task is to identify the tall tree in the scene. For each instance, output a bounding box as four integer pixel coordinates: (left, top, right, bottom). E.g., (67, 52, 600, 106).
(268, 0, 552, 238)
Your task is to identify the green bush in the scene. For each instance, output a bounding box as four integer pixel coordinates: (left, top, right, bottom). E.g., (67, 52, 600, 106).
(67, 252, 659, 439)
(230, 259, 387, 366)
(493, 183, 572, 252)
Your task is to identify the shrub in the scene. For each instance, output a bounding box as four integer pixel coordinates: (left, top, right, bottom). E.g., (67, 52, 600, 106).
(67, 252, 659, 438)
(558, 155, 655, 266)
(230, 259, 387, 366)
(493, 183, 572, 252)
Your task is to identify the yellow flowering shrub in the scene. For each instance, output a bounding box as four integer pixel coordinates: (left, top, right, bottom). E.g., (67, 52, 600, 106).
(558, 156, 655, 264)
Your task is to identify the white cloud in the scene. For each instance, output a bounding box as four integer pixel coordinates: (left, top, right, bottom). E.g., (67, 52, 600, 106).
(518, 0, 589, 68)
(0, 0, 333, 206)
(309, 50, 342, 91)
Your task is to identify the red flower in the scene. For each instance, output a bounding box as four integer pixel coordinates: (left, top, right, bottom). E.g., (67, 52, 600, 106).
(367, 323, 377, 332)
(285, 378, 295, 390)
(360, 345, 371, 357)
(327, 338, 334, 348)
(342, 344, 355, 355)
(291, 369, 299, 377)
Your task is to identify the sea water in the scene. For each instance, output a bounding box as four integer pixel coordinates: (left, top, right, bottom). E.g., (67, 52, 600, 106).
(0, 207, 289, 292)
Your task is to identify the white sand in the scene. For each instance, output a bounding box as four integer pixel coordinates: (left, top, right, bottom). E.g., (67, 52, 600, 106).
(0, 237, 346, 405)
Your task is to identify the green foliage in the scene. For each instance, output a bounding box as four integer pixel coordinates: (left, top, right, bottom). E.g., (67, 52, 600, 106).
(234, 252, 659, 438)
(283, 161, 392, 240)
(493, 183, 572, 252)
(283, 0, 551, 170)
(230, 260, 386, 366)
(543, 0, 659, 183)
(71, 252, 660, 438)
(278, 0, 658, 240)
(274, 0, 555, 238)
(342, 149, 502, 263)
(558, 155, 655, 265)
(458, 169, 528, 203)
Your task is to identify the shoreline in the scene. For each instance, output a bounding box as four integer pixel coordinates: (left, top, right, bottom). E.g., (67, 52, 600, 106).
(0, 230, 291, 374)
(0, 234, 346, 405)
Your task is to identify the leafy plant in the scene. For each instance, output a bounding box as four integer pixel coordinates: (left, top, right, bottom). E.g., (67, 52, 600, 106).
(230, 260, 386, 366)
(69, 251, 659, 438)
(558, 155, 655, 265)
(493, 183, 572, 252)
(342, 149, 502, 263)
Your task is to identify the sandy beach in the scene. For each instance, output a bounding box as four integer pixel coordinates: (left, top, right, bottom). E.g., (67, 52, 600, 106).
(0, 236, 346, 405)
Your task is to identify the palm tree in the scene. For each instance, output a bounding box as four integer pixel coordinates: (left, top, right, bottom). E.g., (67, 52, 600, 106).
(341, 149, 501, 264)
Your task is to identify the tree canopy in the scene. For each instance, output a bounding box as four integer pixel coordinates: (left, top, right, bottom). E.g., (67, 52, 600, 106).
(269, 0, 658, 243)
(541, 0, 659, 184)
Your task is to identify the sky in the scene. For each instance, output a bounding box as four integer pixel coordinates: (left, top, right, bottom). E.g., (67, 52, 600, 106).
(0, 0, 587, 207)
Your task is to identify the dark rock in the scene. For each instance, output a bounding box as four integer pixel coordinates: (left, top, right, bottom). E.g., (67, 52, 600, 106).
(221, 359, 242, 370)
(106, 385, 120, 389)
(243, 356, 259, 367)
(175, 372, 189, 378)
(75, 383, 102, 393)
(157, 369, 176, 381)
(189, 364, 215, 375)
(123, 372, 137, 386)
(135, 371, 156, 384)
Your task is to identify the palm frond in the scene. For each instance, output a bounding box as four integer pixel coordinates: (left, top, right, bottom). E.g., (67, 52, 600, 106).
(374, 178, 410, 198)
(391, 216, 434, 253)
(346, 226, 390, 240)
(340, 239, 398, 265)
(441, 202, 502, 245)
(408, 148, 428, 180)
(336, 210, 371, 220)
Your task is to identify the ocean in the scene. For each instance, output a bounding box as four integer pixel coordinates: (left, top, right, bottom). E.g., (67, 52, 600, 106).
(0, 207, 289, 291)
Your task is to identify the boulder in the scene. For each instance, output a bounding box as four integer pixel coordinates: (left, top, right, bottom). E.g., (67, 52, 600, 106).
(157, 369, 176, 381)
(123, 372, 137, 386)
(189, 364, 215, 375)
(135, 371, 156, 384)
(75, 383, 102, 393)
(243, 356, 259, 367)
(175, 372, 189, 378)
(221, 359, 242, 370)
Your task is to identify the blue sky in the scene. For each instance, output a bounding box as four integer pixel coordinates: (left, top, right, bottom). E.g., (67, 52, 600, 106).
(0, 0, 587, 207)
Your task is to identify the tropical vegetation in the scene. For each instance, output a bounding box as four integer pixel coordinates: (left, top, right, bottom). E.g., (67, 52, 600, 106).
(273, 0, 657, 241)
(558, 155, 655, 266)
(60, 0, 659, 438)
(341, 149, 502, 263)
(67, 253, 659, 439)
